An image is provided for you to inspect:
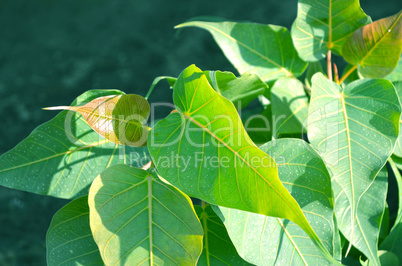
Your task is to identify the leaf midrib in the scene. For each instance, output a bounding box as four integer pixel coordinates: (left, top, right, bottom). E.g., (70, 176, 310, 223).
(0, 139, 109, 173)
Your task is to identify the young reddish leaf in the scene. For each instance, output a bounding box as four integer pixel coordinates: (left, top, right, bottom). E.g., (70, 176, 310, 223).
(342, 10, 402, 78)
(45, 94, 150, 147)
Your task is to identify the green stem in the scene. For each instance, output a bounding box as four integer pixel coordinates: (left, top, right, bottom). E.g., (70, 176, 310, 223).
(145, 76, 176, 100)
(338, 65, 357, 85)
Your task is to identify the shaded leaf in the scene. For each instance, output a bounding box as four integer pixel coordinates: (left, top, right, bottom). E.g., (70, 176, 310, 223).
(341, 64, 360, 86)
(380, 222, 402, 264)
(244, 106, 273, 145)
(45, 94, 150, 147)
(148, 65, 336, 262)
(176, 21, 308, 82)
(308, 73, 400, 265)
(271, 77, 308, 137)
(388, 155, 402, 226)
(89, 165, 203, 265)
(195, 204, 250, 265)
(0, 90, 149, 199)
(213, 138, 340, 265)
(342, 11, 402, 78)
(305, 61, 325, 89)
(292, 0, 371, 61)
(386, 55, 402, 82)
(46, 196, 103, 265)
(204, 70, 268, 108)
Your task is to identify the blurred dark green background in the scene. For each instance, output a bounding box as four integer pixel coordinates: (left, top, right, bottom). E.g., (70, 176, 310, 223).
(0, 0, 400, 265)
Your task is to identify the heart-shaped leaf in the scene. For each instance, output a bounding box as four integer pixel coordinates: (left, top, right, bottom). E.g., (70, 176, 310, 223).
(291, 0, 371, 61)
(308, 73, 400, 265)
(45, 94, 150, 147)
(342, 11, 402, 78)
(204, 70, 268, 108)
(46, 196, 103, 265)
(0, 90, 149, 199)
(148, 65, 336, 262)
(89, 165, 203, 265)
(212, 139, 341, 265)
(176, 21, 308, 82)
(195, 203, 250, 265)
(271, 77, 308, 137)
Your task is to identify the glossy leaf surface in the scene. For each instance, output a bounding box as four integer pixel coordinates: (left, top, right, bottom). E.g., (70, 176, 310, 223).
(308, 73, 399, 265)
(148, 65, 334, 261)
(89, 165, 203, 265)
(342, 11, 402, 78)
(177, 21, 308, 82)
(46, 196, 103, 265)
(292, 0, 371, 61)
(0, 90, 148, 199)
(46, 94, 150, 147)
(271, 77, 308, 137)
(195, 204, 249, 265)
(392, 82, 402, 157)
(213, 139, 340, 265)
(204, 70, 267, 108)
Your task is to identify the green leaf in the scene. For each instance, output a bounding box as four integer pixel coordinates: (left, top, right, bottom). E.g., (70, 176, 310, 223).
(195, 203, 250, 265)
(342, 11, 402, 78)
(0, 90, 149, 199)
(376, 250, 400, 266)
(291, 0, 371, 61)
(341, 64, 360, 86)
(386, 56, 402, 82)
(392, 82, 402, 157)
(45, 94, 150, 147)
(308, 73, 400, 265)
(305, 61, 325, 89)
(46, 196, 103, 266)
(176, 21, 308, 82)
(204, 70, 268, 108)
(148, 65, 336, 262)
(380, 222, 402, 264)
(212, 139, 340, 265)
(271, 77, 308, 137)
(88, 165, 203, 265)
(388, 155, 402, 226)
(244, 106, 273, 145)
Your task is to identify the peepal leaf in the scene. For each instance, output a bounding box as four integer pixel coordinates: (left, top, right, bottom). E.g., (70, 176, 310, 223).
(195, 204, 250, 265)
(46, 196, 103, 266)
(177, 21, 308, 82)
(46, 94, 150, 147)
(392, 82, 402, 157)
(291, 0, 371, 61)
(89, 165, 203, 265)
(386, 56, 402, 82)
(148, 65, 335, 262)
(0, 90, 149, 199)
(308, 73, 400, 265)
(213, 139, 340, 265)
(204, 70, 268, 108)
(342, 11, 402, 78)
(271, 77, 308, 136)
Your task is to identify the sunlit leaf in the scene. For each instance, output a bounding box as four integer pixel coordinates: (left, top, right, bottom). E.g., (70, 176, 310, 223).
(291, 0, 371, 61)
(308, 73, 400, 265)
(148, 65, 336, 262)
(45, 94, 150, 147)
(89, 165, 203, 265)
(176, 21, 308, 82)
(213, 138, 341, 265)
(0, 90, 149, 199)
(204, 70, 268, 108)
(342, 11, 402, 78)
(195, 203, 250, 265)
(392, 82, 402, 157)
(46, 196, 103, 265)
(271, 77, 308, 137)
